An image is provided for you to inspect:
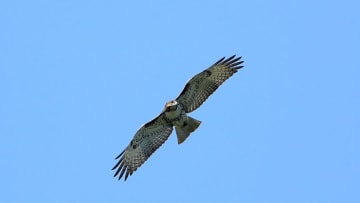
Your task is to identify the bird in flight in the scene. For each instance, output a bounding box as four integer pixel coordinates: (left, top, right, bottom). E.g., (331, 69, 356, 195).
(112, 55, 244, 181)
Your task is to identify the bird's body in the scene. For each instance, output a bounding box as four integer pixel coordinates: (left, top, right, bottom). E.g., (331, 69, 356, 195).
(162, 100, 201, 144)
(113, 55, 244, 181)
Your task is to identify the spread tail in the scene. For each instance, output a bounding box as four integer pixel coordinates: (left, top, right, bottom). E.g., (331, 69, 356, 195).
(175, 116, 201, 144)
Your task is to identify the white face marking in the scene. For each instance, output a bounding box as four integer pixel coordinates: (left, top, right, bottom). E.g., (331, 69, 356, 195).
(165, 100, 178, 111)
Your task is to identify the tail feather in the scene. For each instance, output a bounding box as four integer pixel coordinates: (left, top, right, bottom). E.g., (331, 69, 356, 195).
(175, 116, 201, 144)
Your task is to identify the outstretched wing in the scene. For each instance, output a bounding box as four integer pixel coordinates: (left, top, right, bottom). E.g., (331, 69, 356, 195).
(112, 113, 173, 181)
(176, 55, 244, 113)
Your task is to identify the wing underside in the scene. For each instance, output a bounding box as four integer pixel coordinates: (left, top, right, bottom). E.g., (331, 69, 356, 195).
(176, 55, 244, 112)
(112, 114, 173, 181)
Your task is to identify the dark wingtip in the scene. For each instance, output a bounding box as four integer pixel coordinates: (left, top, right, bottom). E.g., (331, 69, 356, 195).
(217, 55, 244, 70)
(118, 166, 127, 180)
(112, 149, 128, 181)
(233, 60, 244, 69)
(114, 150, 125, 160)
(222, 55, 236, 64)
(214, 56, 226, 65)
(214, 55, 244, 67)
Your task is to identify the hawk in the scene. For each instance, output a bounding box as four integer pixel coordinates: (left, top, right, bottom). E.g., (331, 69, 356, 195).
(113, 55, 244, 181)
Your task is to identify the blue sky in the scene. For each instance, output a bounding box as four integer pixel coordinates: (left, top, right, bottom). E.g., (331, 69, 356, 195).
(1, 0, 359, 202)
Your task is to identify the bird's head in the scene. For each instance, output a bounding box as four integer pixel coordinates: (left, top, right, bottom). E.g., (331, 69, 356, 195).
(164, 100, 178, 112)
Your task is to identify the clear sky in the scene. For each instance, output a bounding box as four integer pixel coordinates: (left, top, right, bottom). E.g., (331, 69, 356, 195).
(1, 0, 359, 202)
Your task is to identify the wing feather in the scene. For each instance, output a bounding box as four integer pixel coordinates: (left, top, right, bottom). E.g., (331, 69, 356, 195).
(176, 55, 244, 112)
(112, 113, 173, 181)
